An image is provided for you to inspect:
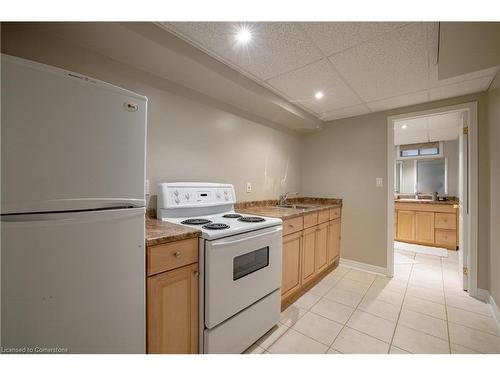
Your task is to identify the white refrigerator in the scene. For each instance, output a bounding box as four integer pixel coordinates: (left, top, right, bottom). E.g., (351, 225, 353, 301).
(1, 54, 147, 353)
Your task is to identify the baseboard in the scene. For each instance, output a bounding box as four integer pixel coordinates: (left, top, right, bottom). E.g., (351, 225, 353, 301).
(488, 294, 500, 331)
(476, 288, 490, 302)
(476, 288, 500, 332)
(339, 258, 387, 276)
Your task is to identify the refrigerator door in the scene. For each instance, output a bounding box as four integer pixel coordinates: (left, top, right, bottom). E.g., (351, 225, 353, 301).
(1, 55, 147, 214)
(1, 208, 145, 353)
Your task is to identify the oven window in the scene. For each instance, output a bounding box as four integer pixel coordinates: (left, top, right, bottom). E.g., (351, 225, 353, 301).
(233, 247, 269, 281)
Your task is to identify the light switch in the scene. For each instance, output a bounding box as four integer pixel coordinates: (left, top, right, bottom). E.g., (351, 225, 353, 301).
(246, 182, 252, 193)
(376, 177, 383, 187)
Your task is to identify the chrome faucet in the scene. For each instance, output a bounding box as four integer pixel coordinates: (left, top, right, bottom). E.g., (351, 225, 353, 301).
(278, 191, 298, 206)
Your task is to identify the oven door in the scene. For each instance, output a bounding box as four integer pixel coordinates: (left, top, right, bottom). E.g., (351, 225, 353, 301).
(204, 225, 282, 329)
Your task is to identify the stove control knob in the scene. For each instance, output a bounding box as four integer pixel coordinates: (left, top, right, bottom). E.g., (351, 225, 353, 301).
(225, 195, 229, 201)
(173, 190, 179, 197)
(216, 193, 221, 199)
(184, 193, 190, 200)
(174, 197, 180, 204)
(224, 190, 228, 195)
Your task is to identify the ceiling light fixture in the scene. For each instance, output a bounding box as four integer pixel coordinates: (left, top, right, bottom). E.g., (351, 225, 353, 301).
(401, 124, 408, 129)
(235, 27, 252, 44)
(314, 91, 324, 100)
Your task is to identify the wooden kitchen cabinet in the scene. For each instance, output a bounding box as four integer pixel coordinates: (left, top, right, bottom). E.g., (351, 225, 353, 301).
(281, 206, 342, 308)
(327, 218, 341, 264)
(147, 237, 199, 354)
(147, 262, 199, 354)
(397, 210, 416, 241)
(415, 212, 435, 243)
(314, 222, 328, 274)
(281, 231, 303, 300)
(301, 227, 316, 284)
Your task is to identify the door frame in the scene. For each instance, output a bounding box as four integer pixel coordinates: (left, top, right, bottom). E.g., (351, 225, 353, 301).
(386, 101, 478, 297)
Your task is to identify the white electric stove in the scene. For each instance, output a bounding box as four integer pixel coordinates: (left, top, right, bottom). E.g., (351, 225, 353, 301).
(158, 182, 283, 354)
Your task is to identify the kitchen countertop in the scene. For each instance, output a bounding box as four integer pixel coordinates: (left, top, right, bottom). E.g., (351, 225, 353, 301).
(146, 217, 201, 247)
(235, 197, 342, 220)
(395, 198, 458, 206)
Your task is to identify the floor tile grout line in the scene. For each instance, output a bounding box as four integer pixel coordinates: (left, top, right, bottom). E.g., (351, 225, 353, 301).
(325, 271, 379, 353)
(387, 260, 414, 353)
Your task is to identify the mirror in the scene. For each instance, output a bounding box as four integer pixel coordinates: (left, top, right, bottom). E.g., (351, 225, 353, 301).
(395, 159, 447, 194)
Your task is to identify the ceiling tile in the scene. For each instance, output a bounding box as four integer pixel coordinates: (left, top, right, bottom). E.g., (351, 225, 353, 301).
(166, 22, 322, 80)
(267, 59, 361, 114)
(429, 76, 493, 101)
(329, 23, 430, 102)
(300, 22, 408, 56)
(321, 104, 371, 121)
(429, 64, 499, 88)
(366, 90, 429, 112)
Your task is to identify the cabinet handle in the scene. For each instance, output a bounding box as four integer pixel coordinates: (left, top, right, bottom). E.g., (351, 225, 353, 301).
(174, 251, 181, 257)
(288, 224, 294, 228)
(194, 271, 199, 277)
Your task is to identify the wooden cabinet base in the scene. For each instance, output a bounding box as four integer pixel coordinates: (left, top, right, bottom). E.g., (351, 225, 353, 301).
(281, 257, 339, 311)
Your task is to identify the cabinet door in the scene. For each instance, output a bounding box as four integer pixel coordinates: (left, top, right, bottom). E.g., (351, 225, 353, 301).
(415, 211, 435, 243)
(327, 218, 341, 264)
(397, 210, 415, 241)
(301, 227, 316, 284)
(315, 223, 328, 274)
(281, 232, 302, 299)
(147, 263, 198, 354)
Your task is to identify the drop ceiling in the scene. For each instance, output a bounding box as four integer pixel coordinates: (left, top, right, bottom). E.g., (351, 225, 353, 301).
(393, 111, 463, 145)
(161, 22, 499, 122)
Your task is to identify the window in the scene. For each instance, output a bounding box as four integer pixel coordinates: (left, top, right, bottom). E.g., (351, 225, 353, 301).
(399, 142, 440, 158)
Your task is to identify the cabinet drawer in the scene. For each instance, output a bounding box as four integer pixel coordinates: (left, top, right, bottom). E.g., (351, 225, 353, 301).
(329, 207, 341, 220)
(283, 216, 304, 235)
(435, 213, 456, 230)
(318, 209, 330, 223)
(147, 238, 198, 276)
(303, 212, 318, 228)
(435, 229, 457, 247)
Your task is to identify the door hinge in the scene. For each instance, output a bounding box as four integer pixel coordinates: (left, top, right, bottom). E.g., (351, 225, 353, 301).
(463, 266, 469, 276)
(463, 127, 469, 135)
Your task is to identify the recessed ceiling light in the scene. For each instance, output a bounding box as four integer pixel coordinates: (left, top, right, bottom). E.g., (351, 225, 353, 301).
(314, 91, 324, 100)
(401, 124, 408, 129)
(235, 27, 252, 44)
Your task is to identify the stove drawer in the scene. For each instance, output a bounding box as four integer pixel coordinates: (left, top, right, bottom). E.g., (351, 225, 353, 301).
(147, 238, 198, 276)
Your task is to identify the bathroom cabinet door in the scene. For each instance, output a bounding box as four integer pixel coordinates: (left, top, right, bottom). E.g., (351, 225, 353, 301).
(397, 210, 416, 241)
(415, 211, 435, 244)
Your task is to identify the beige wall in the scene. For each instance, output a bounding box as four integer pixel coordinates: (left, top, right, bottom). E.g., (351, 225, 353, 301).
(302, 93, 490, 285)
(1, 25, 302, 210)
(488, 71, 500, 305)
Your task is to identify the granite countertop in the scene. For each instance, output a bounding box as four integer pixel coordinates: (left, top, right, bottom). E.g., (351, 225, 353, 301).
(395, 198, 459, 206)
(146, 217, 201, 247)
(235, 197, 342, 220)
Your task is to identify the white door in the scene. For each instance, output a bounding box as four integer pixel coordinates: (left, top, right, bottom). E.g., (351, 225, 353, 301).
(459, 113, 469, 291)
(1, 55, 147, 214)
(1, 208, 146, 353)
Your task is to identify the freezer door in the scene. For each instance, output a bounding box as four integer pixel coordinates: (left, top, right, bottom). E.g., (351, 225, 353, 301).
(1, 55, 147, 214)
(1, 208, 146, 353)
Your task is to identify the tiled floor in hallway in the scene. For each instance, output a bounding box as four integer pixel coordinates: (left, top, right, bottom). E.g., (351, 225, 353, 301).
(245, 249, 500, 354)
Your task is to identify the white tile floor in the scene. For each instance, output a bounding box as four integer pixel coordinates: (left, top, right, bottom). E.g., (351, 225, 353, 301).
(245, 248, 500, 354)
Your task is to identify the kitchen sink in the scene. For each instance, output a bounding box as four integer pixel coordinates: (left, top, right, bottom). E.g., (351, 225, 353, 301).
(276, 204, 319, 209)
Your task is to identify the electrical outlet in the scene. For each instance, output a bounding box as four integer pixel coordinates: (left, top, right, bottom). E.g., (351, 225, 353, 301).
(145, 179, 150, 196)
(376, 177, 383, 187)
(246, 182, 252, 193)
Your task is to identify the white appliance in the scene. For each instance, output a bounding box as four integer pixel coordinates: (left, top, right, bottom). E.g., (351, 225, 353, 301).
(158, 182, 283, 354)
(1, 54, 147, 353)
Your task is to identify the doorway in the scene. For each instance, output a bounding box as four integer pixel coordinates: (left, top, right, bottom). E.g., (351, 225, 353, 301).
(386, 102, 478, 297)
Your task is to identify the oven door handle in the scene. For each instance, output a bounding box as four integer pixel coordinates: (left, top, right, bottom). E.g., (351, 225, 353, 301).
(211, 225, 282, 247)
